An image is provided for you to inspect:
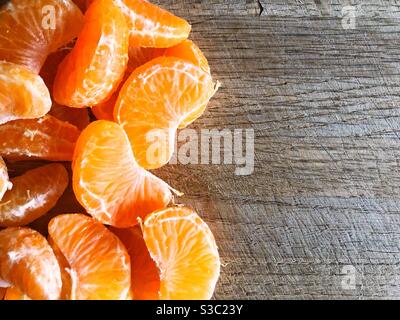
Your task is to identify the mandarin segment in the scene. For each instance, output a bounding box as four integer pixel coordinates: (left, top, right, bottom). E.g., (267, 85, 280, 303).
(0, 164, 68, 227)
(0, 115, 81, 162)
(53, 0, 129, 107)
(48, 214, 131, 300)
(0, 62, 51, 125)
(164, 40, 210, 74)
(0, 227, 62, 300)
(72, 120, 174, 227)
(0, 0, 83, 73)
(115, 57, 217, 169)
(93, 41, 211, 121)
(143, 207, 220, 300)
(117, 0, 191, 48)
(0, 156, 11, 201)
(111, 226, 160, 300)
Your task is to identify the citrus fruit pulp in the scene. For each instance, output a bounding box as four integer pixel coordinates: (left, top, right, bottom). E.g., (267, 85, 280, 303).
(114, 56, 218, 169)
(0, 61, 51, 125)
(143, 206, 220, 300)
(53, 0, 129, 107)
(48, 214, 131, 300)
(0, 164, 68, 227)
(0, 115, 81, 162)
(0, 227, 62, 300)
(72, 120, 174, 227)
(0, 0, 83, 73)
(87, 0, 191, 48)
(92, 40, 211, 121)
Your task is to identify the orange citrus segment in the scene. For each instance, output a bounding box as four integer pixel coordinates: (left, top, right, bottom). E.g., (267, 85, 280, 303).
(0, 0, 83, 73)
(53, 0, 129, 107)
(91, 46, 164, 121)
(119, 0, 191, 48)
(0, 61, 51, 125)
(164, 40, 210, 74)
(0, 164, 68, 228)
(0, 157, 12, 201)
(72, 120, 174, 227)
(93, 41, 210, 122)
(48, 214, 131, 300)
(111, 226, 160, 300)
(143, 207, 220, 300)
(4, 286, 30, 300)
(163, 40, 212, 128)
(0, 115, 81, 162)
(86, 0, 191, 48)
(115, 57, 217, 169)
(0, 227, 62, 300)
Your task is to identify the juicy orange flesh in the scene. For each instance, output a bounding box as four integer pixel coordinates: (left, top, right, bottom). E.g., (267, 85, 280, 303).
(115, 57, 216, 169)
(143, 207, 220, 300)
(87, 0, 191, 48)
(72, 120, 173, 228)
(0, 61, 52, 125)
(0, 0, 83, 73)
(0, 164, 68, 228)
(0, 115, 81, 162)
(0, 227, 62, 300)
(93, 40, 210, 121)
(48, 214, 131, 300)
(53, 0, 129, 107)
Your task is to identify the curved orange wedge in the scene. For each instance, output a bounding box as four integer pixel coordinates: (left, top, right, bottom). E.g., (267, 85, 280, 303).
(0, 164, 68, 227)
(53, 0, 129, 107)
(0, 62, 51, 125)
(0, 0, 83, 73)
(0, 227, 62, 300)
(115, 57, 217, 169)
(48, 214, 131, 300)
(72, 120, 174, 227)
(143, 206, 220, 300)
(0, 115, 81, 162)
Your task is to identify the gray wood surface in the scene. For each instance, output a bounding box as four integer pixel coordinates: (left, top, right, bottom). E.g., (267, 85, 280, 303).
(156, 0, 400, 300)
(9, 0, 400, 300)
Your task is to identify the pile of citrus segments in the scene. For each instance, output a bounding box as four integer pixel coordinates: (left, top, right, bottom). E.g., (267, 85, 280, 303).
(0, 0, 220, 300)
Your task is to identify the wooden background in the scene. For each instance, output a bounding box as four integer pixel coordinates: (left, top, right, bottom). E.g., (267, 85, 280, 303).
(11, 0, 400, 299)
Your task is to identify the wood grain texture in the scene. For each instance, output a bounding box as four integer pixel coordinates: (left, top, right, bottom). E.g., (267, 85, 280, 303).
(5, 0, 400, 299)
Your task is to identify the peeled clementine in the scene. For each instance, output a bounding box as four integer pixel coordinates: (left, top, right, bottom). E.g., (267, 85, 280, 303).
(72, 120, 174, 227)
(0, 227, 62, 300)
